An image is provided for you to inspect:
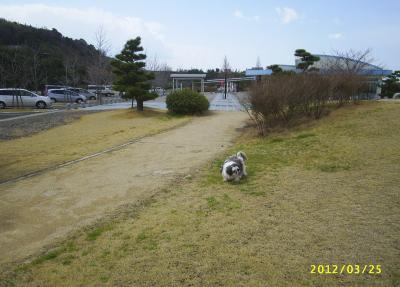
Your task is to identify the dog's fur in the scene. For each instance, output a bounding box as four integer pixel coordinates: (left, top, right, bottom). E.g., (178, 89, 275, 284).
(220, 151, 247, 182)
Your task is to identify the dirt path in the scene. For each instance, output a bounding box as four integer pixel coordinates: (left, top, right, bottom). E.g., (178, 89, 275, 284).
(0, 111, 247, 265)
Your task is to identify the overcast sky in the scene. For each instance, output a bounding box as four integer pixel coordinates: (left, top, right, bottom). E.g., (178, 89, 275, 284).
(0, 0, 399, 70)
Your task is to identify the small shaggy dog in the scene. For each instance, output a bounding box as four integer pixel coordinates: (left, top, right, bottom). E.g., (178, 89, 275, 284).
(221, 151, 247, 182)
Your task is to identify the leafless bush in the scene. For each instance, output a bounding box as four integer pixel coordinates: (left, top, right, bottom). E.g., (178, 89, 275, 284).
(238, 92, 267, 136)
(329, 73, 368, 105)
(87, 26, 113, 85)
(245, 73, 367, 135)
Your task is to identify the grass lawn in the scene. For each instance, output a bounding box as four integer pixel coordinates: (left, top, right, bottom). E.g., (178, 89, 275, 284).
(5, 102, 400, 286)
(0, 109, 190, 182)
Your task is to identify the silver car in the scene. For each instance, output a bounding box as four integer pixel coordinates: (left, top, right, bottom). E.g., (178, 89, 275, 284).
(47, 89, 87, 103)
(67, 88, 97, 100)
(0, 88, 52, 109)
(87, 85, 116, 97)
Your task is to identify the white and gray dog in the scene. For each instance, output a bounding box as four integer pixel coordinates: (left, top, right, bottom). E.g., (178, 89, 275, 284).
(221, 151, 247, 182)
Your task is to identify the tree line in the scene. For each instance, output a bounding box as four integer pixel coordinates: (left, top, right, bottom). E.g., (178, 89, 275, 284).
(0, 18, 112, 91)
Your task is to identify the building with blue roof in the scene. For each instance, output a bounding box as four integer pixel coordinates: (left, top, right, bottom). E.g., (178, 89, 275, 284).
(245, 53, 392, 98)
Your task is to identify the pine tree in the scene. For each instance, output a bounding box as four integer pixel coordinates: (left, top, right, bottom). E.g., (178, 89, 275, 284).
(111, 37, 155, 111)
(381, 70, 400, 98)
(267, 64, 283, 74)
(295, 49, 320, 72)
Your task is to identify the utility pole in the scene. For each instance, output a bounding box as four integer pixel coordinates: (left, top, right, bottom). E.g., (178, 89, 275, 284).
(224, 73, 227, 99)
(65, 65, 68, 86)
(222, 55, 230, 100)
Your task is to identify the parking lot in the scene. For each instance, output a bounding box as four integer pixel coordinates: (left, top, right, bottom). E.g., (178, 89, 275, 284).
(0, 92, 244, 118)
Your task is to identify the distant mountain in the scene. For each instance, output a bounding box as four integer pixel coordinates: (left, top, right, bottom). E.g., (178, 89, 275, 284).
(0, 18, 111, 91)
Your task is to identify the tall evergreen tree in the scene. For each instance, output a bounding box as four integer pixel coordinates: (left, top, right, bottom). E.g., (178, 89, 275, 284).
(111, 37, 155, 111)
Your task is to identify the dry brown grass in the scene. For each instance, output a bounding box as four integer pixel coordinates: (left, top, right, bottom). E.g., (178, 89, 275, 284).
(5, 102, 400, 287)
(0, 109, 190, 182)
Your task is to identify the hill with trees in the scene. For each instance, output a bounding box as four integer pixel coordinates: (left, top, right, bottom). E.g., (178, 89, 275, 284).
(0, 18, 112, 91)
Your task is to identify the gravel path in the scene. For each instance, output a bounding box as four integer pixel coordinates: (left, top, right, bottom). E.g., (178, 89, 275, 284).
(0, 111, 248, 265)
(0, 110, 98, 140)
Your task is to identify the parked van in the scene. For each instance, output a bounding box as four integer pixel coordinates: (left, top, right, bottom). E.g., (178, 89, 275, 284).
(0, 88, 52, 109)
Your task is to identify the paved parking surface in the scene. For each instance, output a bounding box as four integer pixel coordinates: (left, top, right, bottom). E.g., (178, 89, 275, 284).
(0, 93, 244, 123)
(84, 93, 243, 111)
(209, 93, 242, 111)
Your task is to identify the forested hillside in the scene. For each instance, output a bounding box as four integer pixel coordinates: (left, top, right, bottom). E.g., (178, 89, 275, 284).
(0, 18, 111, 91)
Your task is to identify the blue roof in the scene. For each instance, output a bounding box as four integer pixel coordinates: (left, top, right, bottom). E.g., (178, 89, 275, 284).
(359, 69, 392, 76)
(245, 69, 272, 76)
(318, 68, 392, 76)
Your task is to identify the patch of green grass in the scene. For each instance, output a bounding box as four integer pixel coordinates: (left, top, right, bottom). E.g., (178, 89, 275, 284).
(136, 230, 158, 250)
(61, 254, 76, 266)
(295, 132, 316, 139)
(99, 274, 110, 283)
(101, 249, 111, 258)
(86, 225, 112, 241)
(206, 196, 218, 209)
(269, 137, 285, 143)
(317, 162, 351, 172)
(81, 250, 89, 257)
(240, 184, 266, 196)
(144, 240, 158, 251)
(30, 241, 77, 266)
(136, 230, 148, 242)
(31, 249, 63, 265)
(205, 194, 241, 211)
(64, 241, 76, 252)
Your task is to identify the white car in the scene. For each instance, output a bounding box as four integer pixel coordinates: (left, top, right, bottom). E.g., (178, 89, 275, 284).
(0, 88, 52, 109)
(393, 93, 400, 99)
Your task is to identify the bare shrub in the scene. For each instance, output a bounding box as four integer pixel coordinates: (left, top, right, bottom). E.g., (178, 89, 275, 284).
(245, 72, 367, 135)
(329, 73, 368, 106)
